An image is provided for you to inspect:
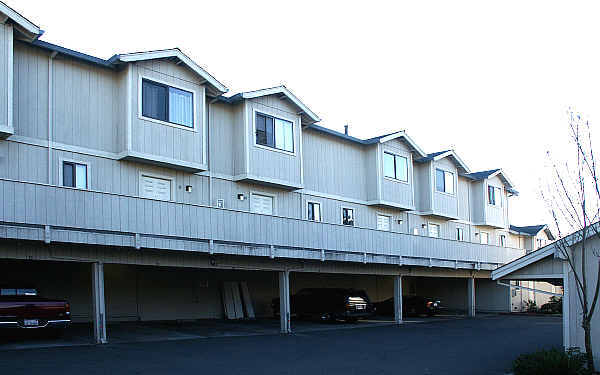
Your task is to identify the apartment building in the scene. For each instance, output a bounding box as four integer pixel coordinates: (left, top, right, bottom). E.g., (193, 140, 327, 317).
(0, 3, 537, 343)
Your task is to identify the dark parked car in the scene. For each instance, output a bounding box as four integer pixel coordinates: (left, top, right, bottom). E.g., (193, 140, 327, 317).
(272, 288, 375, 322)
(374, 295, 441, 317)
(0, 287, 71, 334)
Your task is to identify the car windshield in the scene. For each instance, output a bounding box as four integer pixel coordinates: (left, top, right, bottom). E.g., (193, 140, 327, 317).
(0, 288, 38, 296)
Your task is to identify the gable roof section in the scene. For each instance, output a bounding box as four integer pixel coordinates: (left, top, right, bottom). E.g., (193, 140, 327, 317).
(0, 1, 41, 40)
(109, 49, 228, 95)
(463, 168, 519, 196)
(415, 149, 471, 174)
(491, 245, 558, 280)
(221, 86, 320, 124)
(305, 124, 426, 157)
(510, 224, 555, 240)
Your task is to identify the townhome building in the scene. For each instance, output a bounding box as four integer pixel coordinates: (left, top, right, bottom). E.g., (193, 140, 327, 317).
(0, 3, 544, 343)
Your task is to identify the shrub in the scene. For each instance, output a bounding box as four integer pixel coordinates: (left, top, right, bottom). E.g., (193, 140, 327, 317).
(512, 347, 592, 375)
(525, 299, 538, 313)
(540, 296, 563, 314)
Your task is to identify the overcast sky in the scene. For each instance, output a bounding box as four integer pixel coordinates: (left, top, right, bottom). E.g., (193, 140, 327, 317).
(12, 0, 600, 227)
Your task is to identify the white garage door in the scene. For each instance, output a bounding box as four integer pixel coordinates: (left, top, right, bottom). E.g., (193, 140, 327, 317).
(140, 175, 172, 201)
(251, 194, 273, 215)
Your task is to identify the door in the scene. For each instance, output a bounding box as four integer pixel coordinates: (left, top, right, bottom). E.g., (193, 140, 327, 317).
(140, 175, 172, 201)
(251, 193, 274, 215)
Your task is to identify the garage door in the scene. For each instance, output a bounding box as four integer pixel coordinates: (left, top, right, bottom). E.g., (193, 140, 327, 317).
(140, 175, 171, 201)
(251, 194, 273, 215)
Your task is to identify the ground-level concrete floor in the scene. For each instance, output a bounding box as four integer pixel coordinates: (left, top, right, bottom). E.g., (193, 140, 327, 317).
(0, 240, 513, 344)
(0, 315, 562, 375)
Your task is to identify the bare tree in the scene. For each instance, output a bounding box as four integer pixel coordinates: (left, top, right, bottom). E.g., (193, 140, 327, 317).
(542, 109, 600, 372)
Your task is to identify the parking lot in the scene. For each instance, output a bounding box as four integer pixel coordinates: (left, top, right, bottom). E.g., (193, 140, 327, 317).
(0, 315, 561, 375)
(0, 314, 466, 350)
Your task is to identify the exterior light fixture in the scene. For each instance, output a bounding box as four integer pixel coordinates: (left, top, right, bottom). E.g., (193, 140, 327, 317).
(185, 185, 193, 193)
(237, 193, 245, 201)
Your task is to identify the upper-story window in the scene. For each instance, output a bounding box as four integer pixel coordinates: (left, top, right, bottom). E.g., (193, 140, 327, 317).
(488, 185, 502, 206)
(141, 78, 194, 128)
(435, 169, 454, 194)
(255, 113, 294, 153)
(383, 152, 408, 182)
(342, 207, 354, 226)
(307, 201, 322, 222)
(62, 161, 88, 189)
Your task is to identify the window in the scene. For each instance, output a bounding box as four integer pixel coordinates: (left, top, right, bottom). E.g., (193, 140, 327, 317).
(480, 232, 489, 244)
(342, 208, 354, 226)
(140, 174, 172, 201)
(251, 193, 274, 215)
(488, 185, 502, 206)
(377, 215, 391, 231)
(255, 113, 294, 152)
(456, 227, 464, 241)
(428, 223, 440, 238)
(499, 234, 506, 247)
(537, 238, 544, 249)
(435, 169, 454, 194)
(63, 161, 88, 189)
(307, 202, 322, 222)
(141, 78, 194, 128)
(383, 152, 408, 182)
(413, 227, 419, 235)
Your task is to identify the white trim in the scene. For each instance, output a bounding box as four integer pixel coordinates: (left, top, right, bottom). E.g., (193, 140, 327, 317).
(126, 65, 132, 151)
(428, 150, 471, 174)
(427, 222, 441, 238)
(119, 150, 207, 172)
(239, 86, 319, 123)
(233, 174, 303, 190)
(244, 102, 249, 174)
(382, 150, 410, 184)
(340, 206, 355, 226)
(479, 231, 490, 245)
(58, 158, 92, 190)
(305, 200, 323, 222)
(491, 245, 557, 280)
(7, 23, 12, 130)
(365, 200, 414, 210)
(116, 49, 228, 94)
(378, 132, 427, 158)
(137, 74, 198, 132)
(434, 167, 456, 196)
(376, 145, 382, 200)
(299, 113, 304, 186)
(249, 191, 277, 215)
(138, 171, 175, 202)
(202, 88, 207, 166)
(252, 108, 297, 156)
(0, 3, 40, 37)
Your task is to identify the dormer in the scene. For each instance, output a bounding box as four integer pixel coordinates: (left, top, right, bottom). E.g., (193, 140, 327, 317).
(414, 150, 471, 219)
(365, 131, 426, 210)
(464, 169, 518, 228)
(112, 49, 228, 172)
(225, 86, 319, 190)
(0, 2, 42, 138)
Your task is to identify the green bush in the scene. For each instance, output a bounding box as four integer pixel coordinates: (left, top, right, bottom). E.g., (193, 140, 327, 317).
(540, 296, 563, 314)
(525, 299, 538, 313)
(512, 347, 592, 375)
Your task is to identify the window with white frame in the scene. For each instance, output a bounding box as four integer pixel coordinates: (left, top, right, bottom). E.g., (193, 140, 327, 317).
(479, 232, 489, 244)
(342, 208, 354, 226)
(255, 113, 294, 153)
(413, 227, 419, 235)
(251, 193, 274, 215)
(307, 201, 322, 222)
(141, 79, 194, 128)
(428, 223, 440, 238)
(377, 214, 391, 231)
(499, 234, 506, 247)
(456, 227, 464, 241)
(488, 185, 502, 206)
(62, 161, 88, 189)
(140, 174, 172, 201)
(383, 152, 408, 182)
(435, 169, 454, 194)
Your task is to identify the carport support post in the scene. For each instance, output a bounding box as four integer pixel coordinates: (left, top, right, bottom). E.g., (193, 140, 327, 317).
(279, 270, 291, 334)
(393, 275, 403, 324)
(92, 262, 107, 344)
(467, 277, 476, 317)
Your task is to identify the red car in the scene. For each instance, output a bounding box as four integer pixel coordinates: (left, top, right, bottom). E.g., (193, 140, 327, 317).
(0, 287, 71, 334)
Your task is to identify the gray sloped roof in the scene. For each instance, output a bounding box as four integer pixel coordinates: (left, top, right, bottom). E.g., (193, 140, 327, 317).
(462, 169, 501, 181)
(305, 124, 400, 145)
(414, 150, 452, 162)
(510, 224, 548, 236)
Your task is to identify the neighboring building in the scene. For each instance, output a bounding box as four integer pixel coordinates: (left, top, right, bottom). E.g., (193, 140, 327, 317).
(492, 225, 599, 369)
(507, 224, 557, 311)
(0, 3, 534, 343)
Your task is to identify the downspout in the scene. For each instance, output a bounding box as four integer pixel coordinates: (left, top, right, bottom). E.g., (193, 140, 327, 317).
(207, 97, 213, 206)
(48, 51, 57, 184)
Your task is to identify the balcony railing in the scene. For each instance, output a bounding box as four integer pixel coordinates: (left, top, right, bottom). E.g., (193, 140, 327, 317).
(0, 178, 525, 270)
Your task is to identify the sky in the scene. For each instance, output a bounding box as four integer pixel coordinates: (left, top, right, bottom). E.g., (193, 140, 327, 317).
(11, 0, 600, 227)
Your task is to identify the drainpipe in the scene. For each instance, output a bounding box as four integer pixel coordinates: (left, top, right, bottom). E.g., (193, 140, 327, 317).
(207, 98, 212, 206)
(48, 51, 57, 184)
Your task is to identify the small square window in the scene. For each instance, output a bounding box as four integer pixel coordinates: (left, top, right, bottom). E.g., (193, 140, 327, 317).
(63, 161, 88, 189)
(342, 208, 354, 226)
